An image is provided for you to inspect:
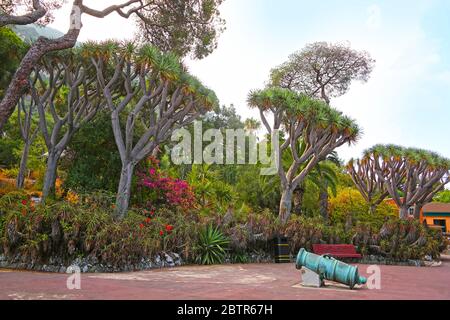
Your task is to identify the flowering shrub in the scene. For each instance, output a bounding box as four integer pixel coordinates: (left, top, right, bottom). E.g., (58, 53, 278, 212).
(65, 190, 80, 204)
(138, 157, 196, 210)
(0, 192, 203, 267)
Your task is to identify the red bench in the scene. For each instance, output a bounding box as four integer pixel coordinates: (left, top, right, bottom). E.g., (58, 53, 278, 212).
(312, 244, 362, 259)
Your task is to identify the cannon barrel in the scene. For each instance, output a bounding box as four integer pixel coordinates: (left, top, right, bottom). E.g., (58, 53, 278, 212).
(296, 248, 367, 289)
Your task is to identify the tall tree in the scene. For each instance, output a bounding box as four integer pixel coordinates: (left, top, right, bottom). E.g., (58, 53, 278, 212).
(29, 49, 102, 199)
(269, 41, 374, 218)
(16, 93, 40, 188)
(0, 0, 225, 130)
(90, 42, 218, 219)
(317, 152, 340, 221)
(135, 0, 225, 59)
(365, 145, 450, 219)
(248, 87, 360, 223)
(0, 0, 63, 27)
(346, 156, 390, 214)
(270, 41, 375, 104)
(283, 142, 339, 219)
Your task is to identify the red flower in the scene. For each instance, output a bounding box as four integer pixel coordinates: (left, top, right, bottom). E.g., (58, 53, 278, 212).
(145, 217, 151, 224)
(165, 224, 174, 232)
(159, 230, 164, 236)
(21, 200, 27, 206)
(139, 223, 144, 230)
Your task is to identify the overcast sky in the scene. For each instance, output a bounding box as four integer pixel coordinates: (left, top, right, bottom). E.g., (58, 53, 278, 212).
(49, 0, 450, 161)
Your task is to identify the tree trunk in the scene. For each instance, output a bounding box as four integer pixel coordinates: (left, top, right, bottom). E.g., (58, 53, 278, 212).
(279, 187, 294, 224)
(292, 184, 305, 215)
(114, 162, 135, 220)
(345, 212, 353, 232)
(413, 204, 422, 220)
(0, 28, 80, 131)
(369, 203, 377, 215)
(16, 141, 31, 189)
(42, 151, 60, 200)
(399, 206, 409, 220)
(319, 187, 329, 222)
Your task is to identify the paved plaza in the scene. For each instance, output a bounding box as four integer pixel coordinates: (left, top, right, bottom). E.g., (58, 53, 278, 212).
(1, 256, 449, 300)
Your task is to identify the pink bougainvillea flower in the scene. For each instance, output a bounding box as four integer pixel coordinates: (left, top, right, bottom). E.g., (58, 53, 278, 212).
(138, 158, 196, 210)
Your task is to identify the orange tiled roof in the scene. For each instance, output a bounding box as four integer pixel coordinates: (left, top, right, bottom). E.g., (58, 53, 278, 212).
(422, 203, 450, 213)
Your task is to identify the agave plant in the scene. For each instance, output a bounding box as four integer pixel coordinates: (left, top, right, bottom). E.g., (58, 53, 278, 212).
(195, 225, 230, 265)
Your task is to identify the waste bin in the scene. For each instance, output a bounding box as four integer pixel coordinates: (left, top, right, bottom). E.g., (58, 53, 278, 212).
(273, 236, 290, 263)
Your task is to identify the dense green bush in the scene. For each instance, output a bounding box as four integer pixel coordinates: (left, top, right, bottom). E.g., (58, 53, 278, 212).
(329, 187, 398, 229)
(61, 113, 122, 193)
(0, 27, 27, 98)
(434, 190, 450, 203)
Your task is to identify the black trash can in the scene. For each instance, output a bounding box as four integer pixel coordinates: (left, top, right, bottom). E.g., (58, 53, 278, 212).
(273, 236, 290, 263)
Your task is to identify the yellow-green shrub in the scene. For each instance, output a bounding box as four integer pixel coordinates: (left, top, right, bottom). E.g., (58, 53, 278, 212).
(329, 187, 397, 229)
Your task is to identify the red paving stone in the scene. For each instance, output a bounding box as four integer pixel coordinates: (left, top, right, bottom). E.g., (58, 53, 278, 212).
(1, 257, 450, 300)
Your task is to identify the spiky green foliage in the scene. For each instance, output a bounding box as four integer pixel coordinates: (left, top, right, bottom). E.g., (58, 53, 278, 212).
(80, 40, 218, 112)
(195, 225, 230, 265)
(248, 87, 360, 142)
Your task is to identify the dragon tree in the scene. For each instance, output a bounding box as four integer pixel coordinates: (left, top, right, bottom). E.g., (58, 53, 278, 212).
(346, 156, 390, 214)
(88, 42, 218, 219)
(248, 87, 360, 224)
(27, 49, 102, 199)
(365, 144, 450, 219)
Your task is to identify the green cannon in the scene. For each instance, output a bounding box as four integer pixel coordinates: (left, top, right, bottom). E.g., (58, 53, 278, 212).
(296, 248, 367, 289)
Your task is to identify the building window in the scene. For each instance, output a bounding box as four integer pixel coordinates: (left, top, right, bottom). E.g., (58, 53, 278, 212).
(408, 207, 415, 216)
(433, 220, 447, 234)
